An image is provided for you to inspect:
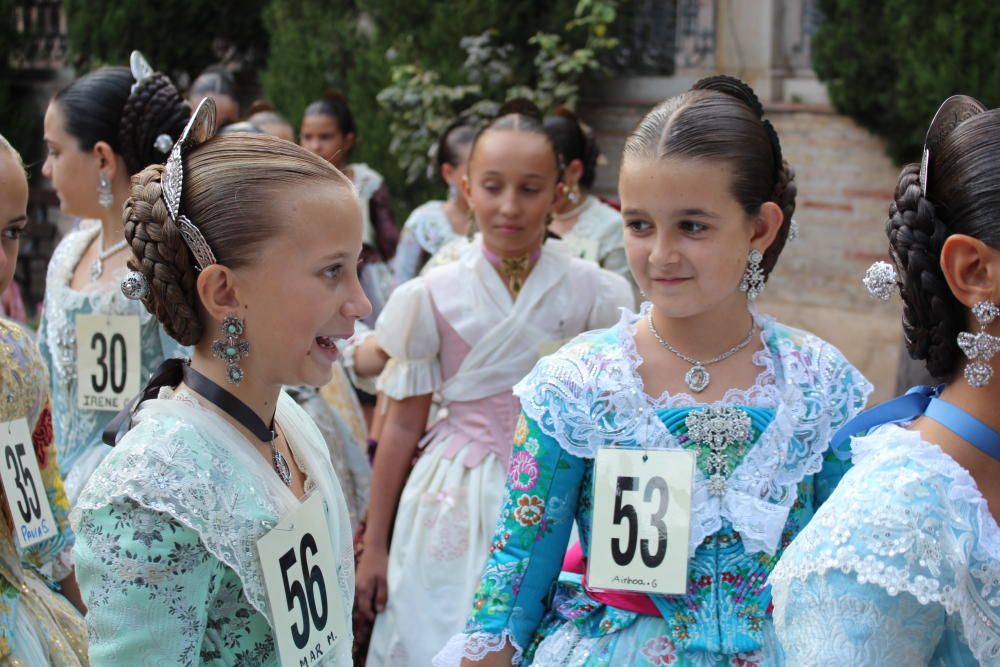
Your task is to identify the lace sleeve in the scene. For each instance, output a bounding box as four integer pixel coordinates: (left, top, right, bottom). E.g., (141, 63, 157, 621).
(434, 413, 587, 666)
(75, 500, 223, 665)
(773, 568, 945, 666)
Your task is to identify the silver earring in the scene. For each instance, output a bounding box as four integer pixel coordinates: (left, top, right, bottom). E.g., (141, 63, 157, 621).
(567, 187, 580, 204)
(98, 171, 113, 208)
(212, 315, 250, 385)
(739, 249, 765, 301)
(958, 301, 1000, 388)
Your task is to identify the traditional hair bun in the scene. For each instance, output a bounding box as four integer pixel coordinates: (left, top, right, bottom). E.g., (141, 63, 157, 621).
(692, 75, 765, 118)
(119, 73, 190, 174)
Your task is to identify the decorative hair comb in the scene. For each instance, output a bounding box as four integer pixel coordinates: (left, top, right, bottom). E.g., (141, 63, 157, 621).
(919, 95, 986, 194)
(163, 97, 218, 271)
(863, 260, 898, 301)
(129, 50, 176, 155)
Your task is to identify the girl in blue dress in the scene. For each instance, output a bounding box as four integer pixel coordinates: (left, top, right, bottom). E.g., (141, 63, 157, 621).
(435, 76, 871, 666)
(771, 96, 1000, 665)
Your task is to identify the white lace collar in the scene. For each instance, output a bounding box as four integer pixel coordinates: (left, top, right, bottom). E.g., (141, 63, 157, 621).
(514, 305, 871, 555)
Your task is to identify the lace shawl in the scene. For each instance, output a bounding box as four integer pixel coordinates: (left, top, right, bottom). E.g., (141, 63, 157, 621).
(69, 391, 355, 646)
(512, 304, 872, 556)
(770, 424, 1000, 664)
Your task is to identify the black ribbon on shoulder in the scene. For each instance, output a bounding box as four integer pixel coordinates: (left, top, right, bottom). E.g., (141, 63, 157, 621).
(102, 358, 187, 446)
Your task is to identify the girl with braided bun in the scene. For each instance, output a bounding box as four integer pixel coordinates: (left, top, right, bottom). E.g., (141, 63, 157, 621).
(771, 97, 1000, 665)
(0, 134, 88, 666)
(71, 100, 368, 665)
(434, 77, 871, 667)
(37, 53, 190, 507)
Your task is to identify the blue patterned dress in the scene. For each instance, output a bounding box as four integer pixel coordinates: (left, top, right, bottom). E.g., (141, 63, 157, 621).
(37, 222, 187, 505)
(435, 306, 871, 666)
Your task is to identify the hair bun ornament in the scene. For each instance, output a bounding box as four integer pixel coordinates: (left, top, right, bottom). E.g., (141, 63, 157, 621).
(863, 260, 898, 301)
(121, 270, 150, 301)
(163, 97, 219, 271)
(497, 98, 544, 121)
(692, 75, 764, 118)
(920, 95, 987, 194)
(129, 50, 155, 94)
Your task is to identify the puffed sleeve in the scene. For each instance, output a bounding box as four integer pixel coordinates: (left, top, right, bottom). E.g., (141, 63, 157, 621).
(374, 278, 442, 399)
(586, 268, 635, 330)
(339, 321, 379, 395)
(74, 499, 224, 665)
(435, 412, 586, 666)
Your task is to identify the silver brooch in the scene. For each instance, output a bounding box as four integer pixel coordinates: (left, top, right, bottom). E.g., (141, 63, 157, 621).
(154, 133, 174, 154)
(863, 261, 897, 301)
(121, 270, 150, 301)
(685, 406, 752, 497)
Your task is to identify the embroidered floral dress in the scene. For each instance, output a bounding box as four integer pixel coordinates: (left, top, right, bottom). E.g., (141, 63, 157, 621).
(770, 424, 1000, 665)
(391, 200, 464, 286)
(0, 318, 88, 665)
(435, 306, 871, 666)
(71, 388, 355, 665)
(37, 221, 187, 505)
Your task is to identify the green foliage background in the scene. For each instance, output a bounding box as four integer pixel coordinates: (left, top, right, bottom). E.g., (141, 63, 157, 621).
(813, 0, 1000, 164)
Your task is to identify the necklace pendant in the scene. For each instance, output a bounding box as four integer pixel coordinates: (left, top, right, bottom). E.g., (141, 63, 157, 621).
(685, 364, 710, 393)
(707, 473, 728, 497)
(90, 257, 102, 282)
(272, 447, 292, 486)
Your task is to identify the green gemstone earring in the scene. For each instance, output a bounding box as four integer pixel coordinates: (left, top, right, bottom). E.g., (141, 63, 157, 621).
(211, 315, 250, 385)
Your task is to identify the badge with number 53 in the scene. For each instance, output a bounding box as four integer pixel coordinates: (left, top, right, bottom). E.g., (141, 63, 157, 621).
(588, 448, 695, 595)
(257, 492, 347, 666)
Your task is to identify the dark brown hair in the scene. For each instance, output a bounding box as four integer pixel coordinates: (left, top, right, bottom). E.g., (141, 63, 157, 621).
(622, 76, 797, 280)
(468, 99, 562, 182)
(888, 108, 1000, 378)
(123, 133, 354, 345)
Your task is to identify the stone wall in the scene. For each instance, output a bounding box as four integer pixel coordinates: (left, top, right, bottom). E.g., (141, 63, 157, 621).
(581, 98, 905, 403)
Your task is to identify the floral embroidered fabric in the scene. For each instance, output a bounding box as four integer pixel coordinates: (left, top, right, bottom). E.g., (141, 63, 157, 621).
(770, 424, 1000, 665)
(433, 308, 870, 666)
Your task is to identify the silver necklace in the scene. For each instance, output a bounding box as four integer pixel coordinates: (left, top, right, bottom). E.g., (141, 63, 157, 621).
(90, 236, 129, 282)
(646, 309, 756, 393)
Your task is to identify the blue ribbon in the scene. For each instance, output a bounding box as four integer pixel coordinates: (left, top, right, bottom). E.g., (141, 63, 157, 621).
(830, 384, 1000, 461)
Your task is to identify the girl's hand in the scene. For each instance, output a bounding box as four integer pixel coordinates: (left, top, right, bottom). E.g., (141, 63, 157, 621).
(355, 542, 389, 622)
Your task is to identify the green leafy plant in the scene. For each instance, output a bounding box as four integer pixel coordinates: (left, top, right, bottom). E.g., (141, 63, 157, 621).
(813, 0, 1000, 164)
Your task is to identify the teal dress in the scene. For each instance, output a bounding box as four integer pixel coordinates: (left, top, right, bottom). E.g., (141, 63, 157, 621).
(435, 306, 871, 666)
(71, 388, 355, 666)
(37, 222, 187, 505)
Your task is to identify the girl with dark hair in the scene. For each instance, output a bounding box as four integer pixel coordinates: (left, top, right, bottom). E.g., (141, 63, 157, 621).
(301, 92, 399, 325)
(771, 96, 1000, 665)
(0, 134, 88, 666)
(544, 109, 635, 295)
(71, 101, 366, 665)
(391, 120, 478, 285)
(37, 53, 190, 506)
(356, 101, 633, 667)
(435, 77, 870, 667)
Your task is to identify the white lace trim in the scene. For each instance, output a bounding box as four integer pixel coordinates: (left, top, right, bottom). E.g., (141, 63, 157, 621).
(432, 630, 524, 667)
(514, 305, 871, 555)
(770, 425, 1000, 664)
(376, 355, 442, 400)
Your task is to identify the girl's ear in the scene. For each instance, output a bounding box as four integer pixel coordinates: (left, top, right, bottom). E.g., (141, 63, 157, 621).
(750, 201, 784, 253)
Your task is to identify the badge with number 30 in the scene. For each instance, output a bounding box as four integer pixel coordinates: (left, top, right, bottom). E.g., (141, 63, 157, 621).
(588, 448, 695, 595)
(257, 493, 347, 667)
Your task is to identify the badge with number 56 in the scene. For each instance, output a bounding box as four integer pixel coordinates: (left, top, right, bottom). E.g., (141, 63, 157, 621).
(588, 448, 695, 595)
(257, 492, 347, 666)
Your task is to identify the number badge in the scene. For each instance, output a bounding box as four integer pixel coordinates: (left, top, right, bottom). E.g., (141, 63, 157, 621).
(257, 492, 347, 667)
(588, 448, 695, 595)
(0, 419, 58, 550)
(76, 314, 142, 411)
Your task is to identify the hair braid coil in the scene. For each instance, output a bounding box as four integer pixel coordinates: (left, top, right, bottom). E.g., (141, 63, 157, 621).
(122, 165, 203, 345)
(886, 163, 963, 377)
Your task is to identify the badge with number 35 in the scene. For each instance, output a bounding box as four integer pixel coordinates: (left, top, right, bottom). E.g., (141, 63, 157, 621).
(0, 418, 57, 550)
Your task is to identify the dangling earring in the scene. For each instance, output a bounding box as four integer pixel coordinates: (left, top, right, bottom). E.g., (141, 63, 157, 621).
(466, 208, 478, 240)
(739, 249, 765, 301)
(447, 182, 459, 201)
(567, 185, 580, 205)
(98, 171, 113, 209)
(958, 301, 1000, 388)
(212, 315, 251, 385)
